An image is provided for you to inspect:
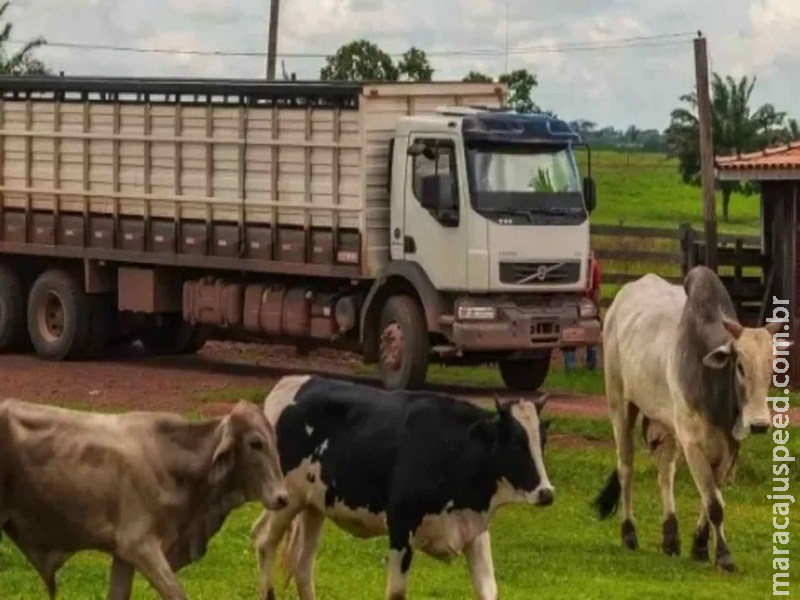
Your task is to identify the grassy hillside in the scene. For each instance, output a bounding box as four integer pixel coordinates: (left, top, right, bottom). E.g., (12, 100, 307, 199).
(577, 150, 760, 235)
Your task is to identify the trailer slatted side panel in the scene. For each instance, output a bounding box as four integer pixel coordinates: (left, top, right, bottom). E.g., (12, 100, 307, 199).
(0, 78, 505, 278)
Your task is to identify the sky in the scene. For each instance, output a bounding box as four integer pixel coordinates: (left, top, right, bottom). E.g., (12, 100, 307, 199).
(4, 0, 799, 131)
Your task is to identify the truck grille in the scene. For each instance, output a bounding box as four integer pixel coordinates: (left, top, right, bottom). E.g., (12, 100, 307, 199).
(499, 260, 581, 285)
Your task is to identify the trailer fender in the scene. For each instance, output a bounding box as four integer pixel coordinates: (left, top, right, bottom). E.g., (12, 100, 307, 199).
(359, 262, 445, 354)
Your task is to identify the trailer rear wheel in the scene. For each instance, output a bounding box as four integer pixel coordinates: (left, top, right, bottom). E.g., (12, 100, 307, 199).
(27, 269, 92, 361)
(0, 266, 27, 352)
(378, 295, 429, 390)
(138, 313, 206, 355)
(499, 353, 551, 392)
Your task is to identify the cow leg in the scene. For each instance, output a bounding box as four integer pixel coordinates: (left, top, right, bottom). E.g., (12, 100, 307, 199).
(689, 449, 736, 563)
(463, 531, 497, 600)
(611, 401, 639, 550)
(385, 521, 414, 600)
(681, 442, 735, 572)
(13, 545, 64, 599)
(252, 505, 302, 600)
(291, 509, 325, 600)
(690, 510, 710, 562)
(108, 556, 135, 600)
(653, 434, 681, 556)
(121, 541, 188, 600)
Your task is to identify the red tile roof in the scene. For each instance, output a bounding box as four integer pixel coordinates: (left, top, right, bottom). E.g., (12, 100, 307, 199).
(716, 142, 800, 170)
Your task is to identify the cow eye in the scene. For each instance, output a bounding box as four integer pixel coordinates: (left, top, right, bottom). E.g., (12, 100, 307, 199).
(248, 439, 265, 451)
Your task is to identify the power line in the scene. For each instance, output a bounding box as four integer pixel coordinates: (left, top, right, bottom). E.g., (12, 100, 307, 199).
(8, 31, 696, 60)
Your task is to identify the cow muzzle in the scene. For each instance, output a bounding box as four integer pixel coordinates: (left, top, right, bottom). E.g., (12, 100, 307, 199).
(533, 486, 555, 507)
(264, 487, 290, 511)
(749, 421, 770, 435)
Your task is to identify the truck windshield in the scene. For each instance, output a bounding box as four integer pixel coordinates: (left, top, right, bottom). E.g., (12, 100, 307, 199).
(465, 142, 587, 224)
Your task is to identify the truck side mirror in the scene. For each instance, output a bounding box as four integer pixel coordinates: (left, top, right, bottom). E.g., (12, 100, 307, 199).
(420, 173, 455, 211)
(583, 176, 597, 212)
(407, 140, 426, 156)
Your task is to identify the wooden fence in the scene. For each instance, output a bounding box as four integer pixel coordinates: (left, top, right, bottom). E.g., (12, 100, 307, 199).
(591, 222, 766, 323)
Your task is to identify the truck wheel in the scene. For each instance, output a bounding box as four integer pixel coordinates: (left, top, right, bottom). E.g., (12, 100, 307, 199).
(378, 295, 429, 390)
(0, 266, 27, 352)
(499, 354, 551, 392)
(27, 269, 92, 361)
(139, 313, 206, 355)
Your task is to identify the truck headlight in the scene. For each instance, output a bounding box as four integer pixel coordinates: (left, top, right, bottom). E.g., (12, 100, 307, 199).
(457, 305, 497, 321)
(579, 298, 597, 319)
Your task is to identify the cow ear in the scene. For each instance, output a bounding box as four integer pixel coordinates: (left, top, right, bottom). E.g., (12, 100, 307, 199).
(702, 341, 734, 369)
(210, 417, 237, 485)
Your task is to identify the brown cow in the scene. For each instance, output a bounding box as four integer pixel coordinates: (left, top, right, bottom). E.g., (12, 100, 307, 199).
(0, 398, 288, 599)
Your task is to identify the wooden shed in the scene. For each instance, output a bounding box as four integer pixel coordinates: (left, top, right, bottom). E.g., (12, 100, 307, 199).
(715, 143, 799, 385)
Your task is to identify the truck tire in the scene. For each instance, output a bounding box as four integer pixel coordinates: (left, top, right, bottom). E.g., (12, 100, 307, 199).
(499, 353, 551, 392)
(0, 265, 27, 352)
(27, 269, 92, 361)
(139, 313, 206, 356)
(378, 295, 429, 391)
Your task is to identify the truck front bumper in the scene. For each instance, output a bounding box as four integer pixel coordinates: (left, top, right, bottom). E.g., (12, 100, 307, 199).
(447, 298, 601, 352)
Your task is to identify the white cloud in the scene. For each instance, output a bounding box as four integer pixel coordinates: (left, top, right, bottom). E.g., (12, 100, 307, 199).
(746, 0, 800, 66)
(4, 0, 799, 130)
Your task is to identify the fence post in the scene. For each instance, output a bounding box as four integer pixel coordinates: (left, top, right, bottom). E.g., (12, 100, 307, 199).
(679, 222, 696, 276)
(733, 238, 743, 290)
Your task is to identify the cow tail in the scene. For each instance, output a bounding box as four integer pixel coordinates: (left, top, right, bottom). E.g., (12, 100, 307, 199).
(592, 469, 621, 520)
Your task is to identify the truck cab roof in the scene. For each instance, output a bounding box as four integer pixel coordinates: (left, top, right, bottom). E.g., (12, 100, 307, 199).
(396, 106, 582, 145)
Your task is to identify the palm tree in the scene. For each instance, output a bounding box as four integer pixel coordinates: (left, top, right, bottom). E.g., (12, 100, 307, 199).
(0, 1, 49, 75)
(665, 74, 786, 220)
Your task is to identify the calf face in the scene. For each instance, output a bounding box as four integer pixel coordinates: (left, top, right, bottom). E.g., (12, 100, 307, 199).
(494, 395, 554, 506)
(702, 319, 791, 440)
(212, 401, 288, 510)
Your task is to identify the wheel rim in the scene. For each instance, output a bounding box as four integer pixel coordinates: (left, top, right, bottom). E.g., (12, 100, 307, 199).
(380, 322, 404, 372)
(37, 291, 65, 343)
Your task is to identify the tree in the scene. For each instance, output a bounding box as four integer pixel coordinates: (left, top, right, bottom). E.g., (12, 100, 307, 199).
(0, 1, 48, 74)
(498, 69, 538, 113)
(398, 47, 433, 81)
(462, 71, 493, 83)
(320, 40, 398, 81)
(665, 73, 787, 220)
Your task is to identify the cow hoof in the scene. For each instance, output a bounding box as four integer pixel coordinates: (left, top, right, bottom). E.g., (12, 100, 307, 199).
(621, 519, 638, 550)
(266, 587, 276, 600)
(716, 551, 736, 573)
(716, 557, 737, 573)
(661, 514, 680, 556)
(691, 540, 710, 562)
(662, 537, 681, 556)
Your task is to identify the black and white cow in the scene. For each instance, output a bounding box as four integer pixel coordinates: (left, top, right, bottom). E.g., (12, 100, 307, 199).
(251, 375, 553, 600)
(593, 266, 787, 572)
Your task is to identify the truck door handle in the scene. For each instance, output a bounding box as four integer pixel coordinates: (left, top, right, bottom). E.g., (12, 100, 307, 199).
(404, 235, 416, 253)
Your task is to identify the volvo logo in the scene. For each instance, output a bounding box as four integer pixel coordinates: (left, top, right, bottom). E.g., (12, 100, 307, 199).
(516, 262, 564, 285)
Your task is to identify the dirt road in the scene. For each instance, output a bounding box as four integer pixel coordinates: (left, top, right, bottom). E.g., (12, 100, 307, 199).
(0, 341, 608, 419)
(1, 341, 794, 424)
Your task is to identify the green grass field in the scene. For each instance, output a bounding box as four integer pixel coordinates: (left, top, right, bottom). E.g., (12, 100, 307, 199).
(579, 150, 760, 234)
(1, 410, 795, 599)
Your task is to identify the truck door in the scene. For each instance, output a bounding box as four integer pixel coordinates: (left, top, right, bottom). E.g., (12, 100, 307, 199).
(402, 135, 469, 291)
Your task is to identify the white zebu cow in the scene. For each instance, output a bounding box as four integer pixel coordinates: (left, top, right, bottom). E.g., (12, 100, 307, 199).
(593, 266, 787, 571)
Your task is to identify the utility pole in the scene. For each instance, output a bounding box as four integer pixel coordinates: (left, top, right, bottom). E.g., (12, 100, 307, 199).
(266, 0, 280, 80)
(694, 33, 717, 271)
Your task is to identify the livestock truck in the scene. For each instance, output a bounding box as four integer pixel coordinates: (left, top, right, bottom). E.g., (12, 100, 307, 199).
(0, 76, 600, 391)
